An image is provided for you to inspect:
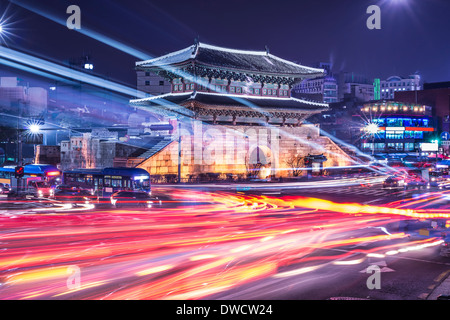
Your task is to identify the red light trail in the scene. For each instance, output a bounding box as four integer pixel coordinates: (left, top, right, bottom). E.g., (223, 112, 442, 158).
(0, 188, 447, 299)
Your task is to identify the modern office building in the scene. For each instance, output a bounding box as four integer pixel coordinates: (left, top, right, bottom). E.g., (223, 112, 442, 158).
(358, 101, 436, 154)
(337, 72, 374, 102)
(293, 75, 339, 103)
(380, 74, 421, 100)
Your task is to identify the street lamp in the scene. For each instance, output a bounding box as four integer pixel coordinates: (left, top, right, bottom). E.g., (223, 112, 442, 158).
(365, 123, 379, 135)
(28, 124, 40, 134)
(364, 123, 379, 155)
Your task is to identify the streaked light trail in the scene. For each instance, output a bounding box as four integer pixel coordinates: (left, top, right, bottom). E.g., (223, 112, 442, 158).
(0, 188, 446, 300)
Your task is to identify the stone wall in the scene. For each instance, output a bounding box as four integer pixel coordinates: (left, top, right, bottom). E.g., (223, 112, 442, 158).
(136, 120, 354, 181)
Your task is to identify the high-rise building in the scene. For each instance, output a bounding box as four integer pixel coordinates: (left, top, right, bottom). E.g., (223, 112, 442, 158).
(380, 74, 421, 100)
(337, 72, 374, 103)
(293, 76, 338, 103)
(291, 62, 338, 104)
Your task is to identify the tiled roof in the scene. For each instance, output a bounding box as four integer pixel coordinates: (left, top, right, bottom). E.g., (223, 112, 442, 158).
(136, 43, 324, 77)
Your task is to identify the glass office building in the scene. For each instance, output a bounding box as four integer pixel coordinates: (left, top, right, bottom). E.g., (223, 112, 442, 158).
(359, 102, 436, 153)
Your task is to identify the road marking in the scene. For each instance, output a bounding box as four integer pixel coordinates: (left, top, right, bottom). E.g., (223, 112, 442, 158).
(418, 292, 429, 300)
(370, 260, 387, 267)
(359, 265, 394, 273)
(434, 269, 450, 283)
(363, 199, 384, 205)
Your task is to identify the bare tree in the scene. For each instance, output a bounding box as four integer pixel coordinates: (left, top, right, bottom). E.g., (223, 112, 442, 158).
(285, 154, 305, 177)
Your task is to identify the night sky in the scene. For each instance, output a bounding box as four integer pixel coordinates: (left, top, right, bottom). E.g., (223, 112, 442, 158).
(2, 0, 450, 89)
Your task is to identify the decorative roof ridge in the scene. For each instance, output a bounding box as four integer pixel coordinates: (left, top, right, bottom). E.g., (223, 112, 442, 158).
(135, 45, 196, 67)
(197, 42, 270, 57)
(130, 91, 191, 103)
(136, 42, 325, 75)
(197, 42, 324, 74)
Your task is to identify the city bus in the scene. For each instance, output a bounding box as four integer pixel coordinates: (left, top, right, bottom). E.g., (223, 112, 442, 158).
(62, 167, 151, 200)
(0, 164, 61, 196)
(0, 164, 61, 184)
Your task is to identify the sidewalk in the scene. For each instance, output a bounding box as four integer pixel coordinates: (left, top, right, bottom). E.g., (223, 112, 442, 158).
(427, 271, 450, 300)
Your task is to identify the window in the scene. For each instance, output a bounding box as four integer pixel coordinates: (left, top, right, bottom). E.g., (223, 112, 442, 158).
(255, 88, 260, 95)
(145, 72, 150, 76)
(159, 81, 164, 86)
(404, 131, 414, 139)
(230, 86, 235, 93)
(145, 81, 150, 86)
(403, 118, 412, 126)
(405, 143, 414, 151)
(111, 179, 122, 188)
(263, 89, 267, 95)
(386, 131, 404, 140)
(236, 87, 242, 93)
(414, 131, 423, 139)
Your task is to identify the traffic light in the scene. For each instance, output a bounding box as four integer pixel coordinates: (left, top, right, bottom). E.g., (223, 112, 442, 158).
(14, 166, 24, 179)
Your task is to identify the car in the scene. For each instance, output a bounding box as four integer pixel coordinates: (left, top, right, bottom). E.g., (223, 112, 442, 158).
(0, 183, 9, 194)
(405, 176, 429, 190)
(383, 176, 406, 189)
(110, 191, 153, 208)
(53, 185, 95, 203)
(441, 236, 450, 258)
(27, 180, 54, 198)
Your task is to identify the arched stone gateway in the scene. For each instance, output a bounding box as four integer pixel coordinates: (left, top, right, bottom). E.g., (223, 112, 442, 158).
(129, 42, 354, 181)
(248, 145, 274, 179)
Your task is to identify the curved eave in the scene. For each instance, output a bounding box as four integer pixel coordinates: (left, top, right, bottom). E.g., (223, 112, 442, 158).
(130, 91, 329, 112)
(137, 60, 324, 80)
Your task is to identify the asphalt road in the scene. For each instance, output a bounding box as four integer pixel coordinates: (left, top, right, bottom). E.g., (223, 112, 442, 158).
(0, 178, 449, 300)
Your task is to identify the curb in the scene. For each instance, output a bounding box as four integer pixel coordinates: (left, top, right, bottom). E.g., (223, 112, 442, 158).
(427, 270, 450, 300)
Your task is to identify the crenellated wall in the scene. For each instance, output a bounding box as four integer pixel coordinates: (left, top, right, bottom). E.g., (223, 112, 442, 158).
(135, 120, 354, 181)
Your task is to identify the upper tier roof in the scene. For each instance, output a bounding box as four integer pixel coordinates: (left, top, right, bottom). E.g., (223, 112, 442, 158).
(136, 42, 324, 78)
